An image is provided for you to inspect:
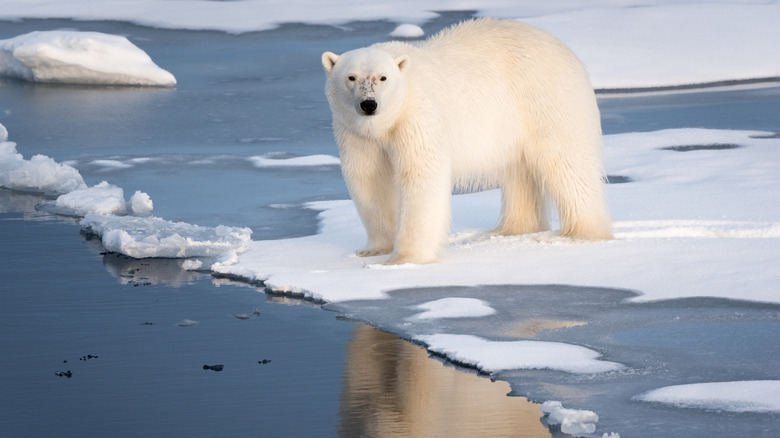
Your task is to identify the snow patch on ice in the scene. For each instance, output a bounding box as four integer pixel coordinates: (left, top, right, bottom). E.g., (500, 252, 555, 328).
(412, 297, 496, 320)
(0, 31, 176, 87)
(416, 334, 624, 374)
(182, 259, 203, 271)
(128, 190, 154, 217)
(390, 23, 424, 38)
(80, 214, 252, 259)
(54, 181, 127, 216)
(90, 159, 134, 170)
(0, 125, 87, 195)
(635, 381, 780, 413)
(541, 401, 599, 437)
(248, 154, 340, 168)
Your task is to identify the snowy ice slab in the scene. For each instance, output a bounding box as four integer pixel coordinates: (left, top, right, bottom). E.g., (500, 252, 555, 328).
(80, 213, 252, 259)
(416, 334, 624, 374)
(635, 381, 780, 413)
(541, 401, 599, 437)
(412, 297, 496, 320)
(0, 126, 87, 195)
(248, 154, 340, 167)
(214, 128, 780, 306)
(0, 31, 176, 87)
(52, 181, 127, 216)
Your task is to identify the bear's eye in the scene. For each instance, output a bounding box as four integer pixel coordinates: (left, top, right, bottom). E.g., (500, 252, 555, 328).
(380, 76, 387, 81)
(348, 75, 356, 81)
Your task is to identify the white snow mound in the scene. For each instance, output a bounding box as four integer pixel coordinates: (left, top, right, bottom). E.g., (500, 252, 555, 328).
(0, 126, 87, 195)
(0, 31, 176, 86)
(635, 380, 780, 413)
(541, 401, 600, 437)
(417, 333, 624, 374)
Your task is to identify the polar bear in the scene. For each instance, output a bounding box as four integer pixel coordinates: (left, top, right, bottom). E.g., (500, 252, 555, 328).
(322, 18, 611, 264)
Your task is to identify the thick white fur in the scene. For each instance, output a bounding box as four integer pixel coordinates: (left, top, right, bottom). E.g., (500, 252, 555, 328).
(322, 18, 612, 264)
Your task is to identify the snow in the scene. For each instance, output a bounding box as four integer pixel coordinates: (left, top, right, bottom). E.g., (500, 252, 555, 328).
(248, 154, 340, 168)
(1, 1, 778, 90)
(0, 31, 176, 86)
(128, 191, 153, 217)
(390, 24, 424, 38)
(635, 381, 780, 413)
(541, 401, 599, 437)
(53, 181, 127, 216)
(0, 132, 86, 195)
(411, 297, 496, 320)
(80, 214, 252, 259)
(416, 334, 624, 374)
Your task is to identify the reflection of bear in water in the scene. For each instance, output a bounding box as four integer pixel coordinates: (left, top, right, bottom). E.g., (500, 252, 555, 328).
(323, 19, 611, 264)
(338, 325, 550, 437)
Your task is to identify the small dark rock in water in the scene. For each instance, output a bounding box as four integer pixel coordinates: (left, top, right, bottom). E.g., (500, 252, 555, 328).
(258, 359, 272, 365)
(203, 364, 224, 372)
(55, 371, 73, 378)
(79, 354, 98, 361)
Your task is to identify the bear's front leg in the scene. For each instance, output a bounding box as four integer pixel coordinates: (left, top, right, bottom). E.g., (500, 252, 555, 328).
(337, 129, 398, 257)
(385, 149, 451, 264)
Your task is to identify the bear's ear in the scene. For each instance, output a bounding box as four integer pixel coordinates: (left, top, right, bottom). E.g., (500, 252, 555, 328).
(395, 55, 411, 73)
(321, 52, 340, 72)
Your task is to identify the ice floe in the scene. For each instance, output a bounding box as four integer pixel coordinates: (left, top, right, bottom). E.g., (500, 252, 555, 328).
(248, 154, 340, 168)
(411, 297, 496, 320)
(0, 30, 176, 86)
(389, 23, 424, 38)
(416, 334, 624, 374)
(541, 401, 600, 437)
(80, 214, 252, 259)
(0, 129, 86, 195)
(635, 381, 780, 413)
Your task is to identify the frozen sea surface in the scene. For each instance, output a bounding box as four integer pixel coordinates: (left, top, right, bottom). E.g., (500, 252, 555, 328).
(2, 10, 780, 438)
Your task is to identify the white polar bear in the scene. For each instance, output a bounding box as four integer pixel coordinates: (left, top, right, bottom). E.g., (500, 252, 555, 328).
(322, 18, 612, 264)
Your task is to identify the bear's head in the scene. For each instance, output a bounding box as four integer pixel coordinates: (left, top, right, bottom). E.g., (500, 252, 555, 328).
(322, 48, 410, 134)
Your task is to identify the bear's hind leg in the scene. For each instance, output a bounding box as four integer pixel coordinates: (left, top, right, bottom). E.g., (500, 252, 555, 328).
(493, 163, 549, 236)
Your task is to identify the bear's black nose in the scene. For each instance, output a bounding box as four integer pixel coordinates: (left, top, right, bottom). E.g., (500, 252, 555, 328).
(360, 100, 377, 115)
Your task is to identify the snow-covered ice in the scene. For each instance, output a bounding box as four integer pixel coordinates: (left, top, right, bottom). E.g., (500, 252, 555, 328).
(0, 30, 176, 86)
(389, 24, 424, 38)
(0, 128, 86, 195)
(411, 297, 496, 320)
(248, 154, 340, 168)
(80, 214, 252, 259)
(128, 190, 153, 217)
(52, 181, 128, 216)
(541, 401, 600, 437)
(417, 334, 624, 374)
(635, 381, 780, 413)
